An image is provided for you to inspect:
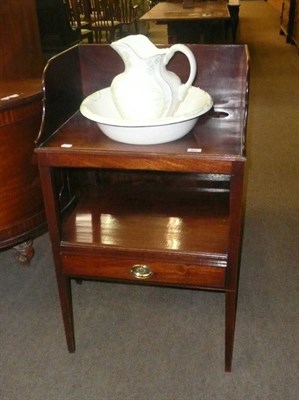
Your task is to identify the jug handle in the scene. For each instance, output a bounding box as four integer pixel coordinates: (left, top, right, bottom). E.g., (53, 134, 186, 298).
(163, 44, 197, 102)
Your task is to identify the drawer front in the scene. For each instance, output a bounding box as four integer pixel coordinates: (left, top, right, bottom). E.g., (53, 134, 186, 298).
(61, 253, 226, 289)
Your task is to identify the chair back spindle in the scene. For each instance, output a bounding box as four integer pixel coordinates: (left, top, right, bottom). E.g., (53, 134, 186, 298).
(91, 0, 139, 43)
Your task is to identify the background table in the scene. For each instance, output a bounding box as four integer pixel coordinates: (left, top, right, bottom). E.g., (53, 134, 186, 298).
(140, 1, 230, 43)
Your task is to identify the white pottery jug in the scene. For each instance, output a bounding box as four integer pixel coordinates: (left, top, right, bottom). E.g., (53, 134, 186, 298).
(110, 34, 197, 122)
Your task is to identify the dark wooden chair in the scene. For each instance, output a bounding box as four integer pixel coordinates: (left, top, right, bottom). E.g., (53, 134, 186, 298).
(90, 0, 121, 43)
(90, 0, 139, 43)
(36, 0, 80, 57)
(66, 0, 94, 43)
(114, 0, 140, 35)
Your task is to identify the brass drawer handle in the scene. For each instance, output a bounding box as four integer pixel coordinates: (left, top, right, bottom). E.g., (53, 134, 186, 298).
(131, 264, 153, 279)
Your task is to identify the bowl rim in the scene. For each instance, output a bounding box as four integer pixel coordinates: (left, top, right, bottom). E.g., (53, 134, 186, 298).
(80, 86, 213, 128)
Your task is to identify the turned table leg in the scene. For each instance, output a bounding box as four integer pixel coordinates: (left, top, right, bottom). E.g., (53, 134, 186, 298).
(13, 240, 35, 265)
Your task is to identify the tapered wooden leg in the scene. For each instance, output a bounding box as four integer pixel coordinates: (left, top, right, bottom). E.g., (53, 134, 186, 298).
(225, 290, 238, 372)
(56, 274, 75, 352)
(38, 166, 76, 352)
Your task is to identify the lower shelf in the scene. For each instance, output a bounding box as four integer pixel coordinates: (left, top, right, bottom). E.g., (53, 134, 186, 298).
(59, 178, 229, 289)
(62, 178, 229, 254)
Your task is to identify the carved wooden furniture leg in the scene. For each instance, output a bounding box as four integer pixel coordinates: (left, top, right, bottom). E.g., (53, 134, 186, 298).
(13, 240, 35, 265)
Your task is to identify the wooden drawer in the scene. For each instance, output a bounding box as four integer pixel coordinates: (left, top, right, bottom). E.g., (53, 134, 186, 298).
(61, 252, 226, 290)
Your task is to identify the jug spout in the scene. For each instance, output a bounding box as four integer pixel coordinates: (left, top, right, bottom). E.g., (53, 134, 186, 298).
(111, 34, 166, 60)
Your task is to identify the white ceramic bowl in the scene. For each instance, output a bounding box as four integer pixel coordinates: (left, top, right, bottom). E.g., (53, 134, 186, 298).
(80, 86, 213, 145)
